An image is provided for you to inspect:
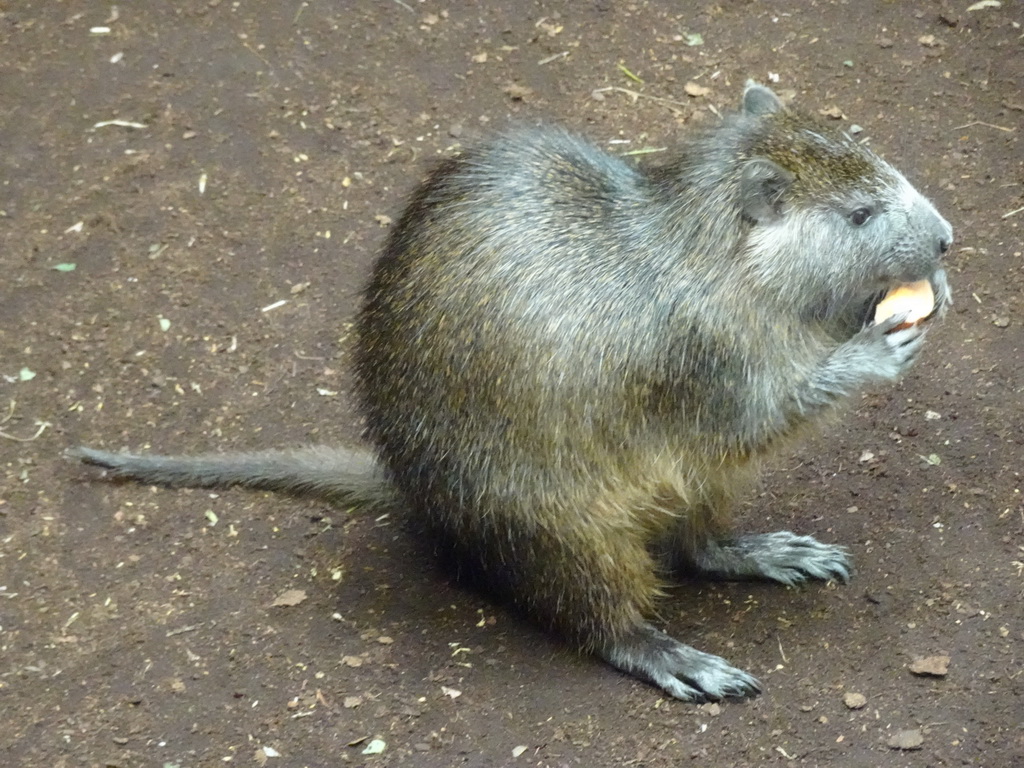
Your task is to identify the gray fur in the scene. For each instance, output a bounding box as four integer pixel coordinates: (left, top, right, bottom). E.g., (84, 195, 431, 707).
(72, 83, 952, 703)
(69, 445, 396, 507)
(690, 532, 852, 584)
(601, 623, 763, 702)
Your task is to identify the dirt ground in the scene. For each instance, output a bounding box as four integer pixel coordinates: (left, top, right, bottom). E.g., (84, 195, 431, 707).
(2, 2, 1022, 766)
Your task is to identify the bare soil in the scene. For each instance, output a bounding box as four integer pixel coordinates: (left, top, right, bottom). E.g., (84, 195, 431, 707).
(2, 2, 1022, 767)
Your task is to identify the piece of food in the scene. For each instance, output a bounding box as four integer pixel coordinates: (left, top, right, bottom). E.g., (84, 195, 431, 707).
(873, 279, 935, 330)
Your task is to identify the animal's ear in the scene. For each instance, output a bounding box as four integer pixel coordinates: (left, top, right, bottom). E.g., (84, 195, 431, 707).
(742, 81, 784, 117)
(740, 157, 794, 223)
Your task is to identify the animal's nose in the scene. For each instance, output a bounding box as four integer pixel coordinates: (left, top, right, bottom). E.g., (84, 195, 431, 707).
(938, 236, 952, 254)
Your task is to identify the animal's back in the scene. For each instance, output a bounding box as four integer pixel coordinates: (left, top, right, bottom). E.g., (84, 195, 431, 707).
(359, 129, 711, 520)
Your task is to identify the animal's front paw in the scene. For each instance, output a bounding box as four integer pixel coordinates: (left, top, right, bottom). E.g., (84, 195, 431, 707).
(846, 309, 928, 380)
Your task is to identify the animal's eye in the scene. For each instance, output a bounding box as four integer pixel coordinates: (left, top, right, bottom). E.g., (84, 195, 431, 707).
(850, 207, 872, 226)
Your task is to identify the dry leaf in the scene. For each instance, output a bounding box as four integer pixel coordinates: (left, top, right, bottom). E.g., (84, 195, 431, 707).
(537, 21, 563, 37)
(888, 729, 924, 750)
(271, 589, 307, 608)
(909, 655, 950, 676)
(255, 745, 280, 765)
(843, 692, 867, 709)
(684, 82, 710, 97)
(502, 82, 534, 101)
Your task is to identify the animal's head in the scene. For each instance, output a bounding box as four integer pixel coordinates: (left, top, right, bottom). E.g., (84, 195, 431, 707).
(736, 83, 952, 327)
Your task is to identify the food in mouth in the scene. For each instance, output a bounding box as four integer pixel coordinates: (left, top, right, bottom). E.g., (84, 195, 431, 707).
(873, 279, 935, 331)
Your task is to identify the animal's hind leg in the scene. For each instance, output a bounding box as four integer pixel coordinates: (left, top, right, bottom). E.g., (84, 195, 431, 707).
(493, 502, 760, 702)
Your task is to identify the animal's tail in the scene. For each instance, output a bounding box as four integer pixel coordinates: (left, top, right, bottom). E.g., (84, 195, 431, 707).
(68, 444, 398, 508)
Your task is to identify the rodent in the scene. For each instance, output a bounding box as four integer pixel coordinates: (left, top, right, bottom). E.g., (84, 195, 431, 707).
(71, 82, 953, 702)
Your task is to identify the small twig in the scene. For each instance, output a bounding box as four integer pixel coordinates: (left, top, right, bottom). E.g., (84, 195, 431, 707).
(389, 0, 414, 12)
(0, 400, 15, 424)
(617, 63, 644, 83)
(622, 147, 667, 157)
(538, 51, 569, 66)
(166, 624, 203, 637)
(1001, 205, 1024, 219)
(952, 120, 1014, 133)
(0, 421, 50, 442)
(241, 41, 272, 68)
(777, 635, 789, 664)
(591, 86, 690, 116)
(92, 119, 147, 130)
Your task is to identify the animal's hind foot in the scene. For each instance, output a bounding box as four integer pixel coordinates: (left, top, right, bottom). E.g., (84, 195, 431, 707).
(600, 623, 761, 702)
(693, 531, 851, 585)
